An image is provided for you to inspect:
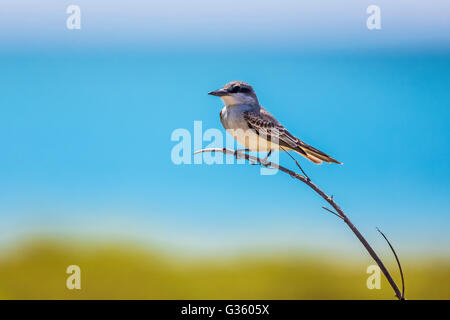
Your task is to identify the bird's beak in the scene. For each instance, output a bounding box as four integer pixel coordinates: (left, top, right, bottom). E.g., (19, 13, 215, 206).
(208, 89, 228, 97)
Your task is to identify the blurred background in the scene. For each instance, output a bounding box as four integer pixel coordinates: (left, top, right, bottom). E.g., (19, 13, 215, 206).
(0, 0, 449, 299)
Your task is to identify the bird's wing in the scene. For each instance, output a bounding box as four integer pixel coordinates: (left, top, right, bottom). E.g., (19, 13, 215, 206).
(244, 108, 341, 164)
(243, 108, 307, 155)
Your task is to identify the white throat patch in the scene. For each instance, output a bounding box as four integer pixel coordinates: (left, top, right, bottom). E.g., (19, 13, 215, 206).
(221, 93, 257, 106)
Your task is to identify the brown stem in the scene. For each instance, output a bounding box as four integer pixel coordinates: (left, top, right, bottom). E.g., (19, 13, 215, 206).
(376, 227, 405, 299)
(194, 148, 405, 300)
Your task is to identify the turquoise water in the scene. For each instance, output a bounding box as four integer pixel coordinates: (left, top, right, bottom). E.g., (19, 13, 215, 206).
(0, 50, 449, 254)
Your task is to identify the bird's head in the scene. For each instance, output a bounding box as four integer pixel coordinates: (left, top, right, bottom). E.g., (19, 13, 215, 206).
(208, 81, 259, 107)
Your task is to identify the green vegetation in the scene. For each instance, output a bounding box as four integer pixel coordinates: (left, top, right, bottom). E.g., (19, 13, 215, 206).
(0, 239, 448, 299)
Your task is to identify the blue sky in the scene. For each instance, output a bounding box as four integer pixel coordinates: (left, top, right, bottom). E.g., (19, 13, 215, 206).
(1, 1, 449, 51)
(0, 1, 449, 257)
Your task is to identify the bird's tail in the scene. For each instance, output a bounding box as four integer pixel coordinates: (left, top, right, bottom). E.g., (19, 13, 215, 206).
(294, 144, 342, 165)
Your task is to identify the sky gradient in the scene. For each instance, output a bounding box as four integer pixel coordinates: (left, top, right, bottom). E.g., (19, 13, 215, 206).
(0, 1, 449, 258)
(1, 1, 449, 51)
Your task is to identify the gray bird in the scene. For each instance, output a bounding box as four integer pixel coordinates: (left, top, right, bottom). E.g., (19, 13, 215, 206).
(208, 81, 341, 165)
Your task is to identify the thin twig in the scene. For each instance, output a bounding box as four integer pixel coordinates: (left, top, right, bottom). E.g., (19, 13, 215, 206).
(376, 227, 405, 299)
(279, 146, 311, 180)
(194, 148, 405, 300)
(322, 206, 344, 220)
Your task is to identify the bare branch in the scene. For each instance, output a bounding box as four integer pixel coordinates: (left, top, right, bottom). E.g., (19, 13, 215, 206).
(195, 148, 405, 300)
(279, 145, 311, 180)
(322, 206, 344, 220)
(376, 227, 405, 300)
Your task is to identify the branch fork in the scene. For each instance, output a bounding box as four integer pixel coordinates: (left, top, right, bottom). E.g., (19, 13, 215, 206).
(195, 148, 405, 300)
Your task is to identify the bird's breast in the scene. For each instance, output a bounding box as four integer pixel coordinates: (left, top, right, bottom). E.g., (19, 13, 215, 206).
(220, 105, 272, 152)
(220, 105, 250, 130)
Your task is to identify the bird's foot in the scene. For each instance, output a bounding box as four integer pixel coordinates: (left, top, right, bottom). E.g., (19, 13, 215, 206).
(233, 148, 250, 158)
(261, 150, 272, 163)
(257, 150, 273, 168)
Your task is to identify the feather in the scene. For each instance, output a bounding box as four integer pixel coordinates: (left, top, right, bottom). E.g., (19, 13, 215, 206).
(244, 108, 341, 165)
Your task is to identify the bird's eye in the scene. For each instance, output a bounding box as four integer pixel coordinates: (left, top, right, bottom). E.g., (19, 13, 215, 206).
(230, 86, 240, 93)
(240, 87, 250, 93)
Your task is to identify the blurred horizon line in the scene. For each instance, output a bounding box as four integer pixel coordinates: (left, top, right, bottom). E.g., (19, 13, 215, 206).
(2, 43, 450, 57)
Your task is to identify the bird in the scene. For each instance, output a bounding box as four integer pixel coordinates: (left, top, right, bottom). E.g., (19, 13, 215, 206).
(208, 81, 341, 165)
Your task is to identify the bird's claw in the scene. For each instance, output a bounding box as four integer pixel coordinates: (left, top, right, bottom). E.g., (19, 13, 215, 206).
(234, 148, 250, 157)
